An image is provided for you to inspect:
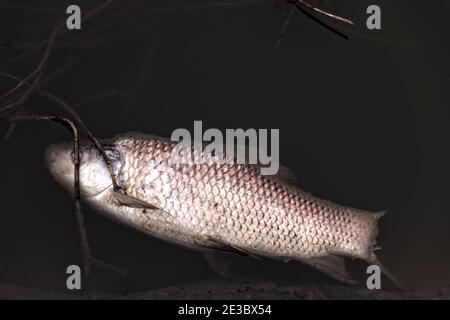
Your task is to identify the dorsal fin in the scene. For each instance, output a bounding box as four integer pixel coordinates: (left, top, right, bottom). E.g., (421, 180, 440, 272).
(270, 164, 299, 187)
(371, 210, 388, 220)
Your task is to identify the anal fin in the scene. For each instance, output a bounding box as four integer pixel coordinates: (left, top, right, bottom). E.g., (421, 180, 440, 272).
(302, 254, 358, 285)
(203, 252, 235, 278)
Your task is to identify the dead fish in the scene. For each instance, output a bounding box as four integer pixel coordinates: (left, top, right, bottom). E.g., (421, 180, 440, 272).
(45, 132, 403, 288)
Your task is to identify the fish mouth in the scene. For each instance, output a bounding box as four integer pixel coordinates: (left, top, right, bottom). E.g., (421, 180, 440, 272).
(45, 143, 112, 198)
(45, 143, 74, 191)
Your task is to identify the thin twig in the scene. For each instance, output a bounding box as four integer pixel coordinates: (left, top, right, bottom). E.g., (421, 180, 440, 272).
(41, 57, 82, 86)
(71, 1, 141, 48)
(295, 0, 354, 25)
(122, 26, 158, 114)
(7, 0, 116, 67)
(92, 257, 127, 276)
(4, 122, 16, 140)
(276, 5, 295, 48)
(287, 0, 352, 41)
(0, 28, 58, 115)
(0, 28, 57, 107)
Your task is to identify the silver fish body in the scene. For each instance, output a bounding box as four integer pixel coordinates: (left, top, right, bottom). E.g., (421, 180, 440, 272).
(46, 133, 388, 283)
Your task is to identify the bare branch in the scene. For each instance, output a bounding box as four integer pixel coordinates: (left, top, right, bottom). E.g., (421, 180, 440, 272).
(0, 28, 57, 107)
(6, 114, 91, 274)
(294, 0, 354, 25)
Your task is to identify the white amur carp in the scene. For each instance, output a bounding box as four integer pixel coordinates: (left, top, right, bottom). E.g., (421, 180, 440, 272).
(45, 133, 402, 288)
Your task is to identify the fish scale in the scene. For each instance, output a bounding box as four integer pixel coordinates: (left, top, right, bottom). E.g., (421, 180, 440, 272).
(112, 134, 378, 260)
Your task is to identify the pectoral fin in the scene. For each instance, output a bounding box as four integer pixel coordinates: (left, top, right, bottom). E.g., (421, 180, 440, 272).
(113, 191, 173, 218)
(302, 255, 358, 285)
(198, 236, 262, 259)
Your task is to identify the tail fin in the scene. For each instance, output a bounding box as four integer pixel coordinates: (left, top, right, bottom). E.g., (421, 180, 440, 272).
(369, 257, 409, 291)
(366, 210, 408, 290)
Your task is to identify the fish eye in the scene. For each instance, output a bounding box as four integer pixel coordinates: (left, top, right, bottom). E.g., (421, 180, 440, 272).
(103, 145, 121, 162)
(70, 149, 84, 164)
(102, 145, 122, 176)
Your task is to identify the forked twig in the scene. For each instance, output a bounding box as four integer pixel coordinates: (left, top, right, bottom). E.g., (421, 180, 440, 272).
(6, 113, 126, 277)
(40, 91, 121, 192)
(7, 114, 90, 273)
(0, 70, 121, 189)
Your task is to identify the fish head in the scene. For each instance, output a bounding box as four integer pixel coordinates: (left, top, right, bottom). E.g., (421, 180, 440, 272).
(45, 142, 123, 197)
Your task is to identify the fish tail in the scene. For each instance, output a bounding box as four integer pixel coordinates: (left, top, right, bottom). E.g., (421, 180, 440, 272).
(365, 211, 408, 291)
(368, 255, 408, 291)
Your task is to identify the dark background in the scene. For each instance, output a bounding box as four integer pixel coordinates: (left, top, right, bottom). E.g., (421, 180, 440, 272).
(0, 0, 448, 295)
